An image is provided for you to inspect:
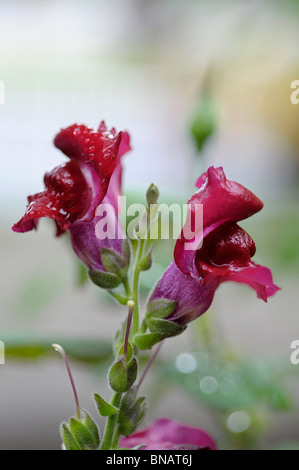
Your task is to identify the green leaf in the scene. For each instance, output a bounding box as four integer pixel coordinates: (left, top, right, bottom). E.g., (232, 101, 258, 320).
(94, 393, 119, 417)
(2, 333, 112, 364)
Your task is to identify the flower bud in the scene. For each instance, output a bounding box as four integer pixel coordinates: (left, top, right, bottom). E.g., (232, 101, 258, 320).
(146, 183, 159, 207)
(108, 344, 138, 392)
(138, 246, 153, 271)
(190, 94, 216, 152)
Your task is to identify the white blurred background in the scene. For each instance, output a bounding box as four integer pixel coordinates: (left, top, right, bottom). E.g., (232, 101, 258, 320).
(1, 0, 299, 449)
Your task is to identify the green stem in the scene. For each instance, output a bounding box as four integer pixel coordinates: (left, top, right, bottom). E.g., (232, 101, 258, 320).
(108, 290, 128, 305)
(101, 392, 123, 450)
(111, 426, 121, 450)
(139, 319, 148, 335)
(131, 238, 145, 337)
(123, 276, 132, 298)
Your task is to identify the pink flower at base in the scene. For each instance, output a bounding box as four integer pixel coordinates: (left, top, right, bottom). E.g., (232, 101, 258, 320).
(144, 166, 280, 342)
(12, 122, 131, 274)
(119, 418, 217, 450)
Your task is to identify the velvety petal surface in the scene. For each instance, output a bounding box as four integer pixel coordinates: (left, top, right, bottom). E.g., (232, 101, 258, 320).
(68, 194, 125, 271)
(149, 261, 217, 327)
(12, 161, 90, 234)
(175, 166, 264, 277)
(12, 122, 131, 236)
(195, 221, 280, 302)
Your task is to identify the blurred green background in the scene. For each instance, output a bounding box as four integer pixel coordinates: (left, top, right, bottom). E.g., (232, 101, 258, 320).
(1, 0, 299, 450)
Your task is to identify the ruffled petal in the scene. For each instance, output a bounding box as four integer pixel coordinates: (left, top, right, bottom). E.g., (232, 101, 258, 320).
(12, 162, 90, 234)
(54, 123, 131, 221)
(195, 221, 280, 302)
(12, 122, 131, 235)
(175, 166, 264, 277)
(223, 263, 281, 302)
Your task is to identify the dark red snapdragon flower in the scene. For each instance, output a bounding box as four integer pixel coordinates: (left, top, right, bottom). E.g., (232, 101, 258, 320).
(119, 418, 217, 450)
(12, 122, 131, 277)
(144, 167, 280, 343)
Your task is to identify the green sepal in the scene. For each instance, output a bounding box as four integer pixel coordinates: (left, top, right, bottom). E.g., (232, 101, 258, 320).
(81, 412, 100, 448)
(134, 332, 166, 350)
(108, 355, 138, 393)
(94, 393, 119, 417)
(101, 248, 129, 279)
(138, 246, 153, 271)
(114, 320, 127, 355)
(118, 387, 148, 436)
(88, 269, 122, 289)
(146, 317, 185, 337)
(126, 356, 138, 390)
(60, 410, 100, 450)
(146, 298, 177, 320)
(121, 238, 131, 265)
(60, 423, 81, 450)
(117, 342, 133, 361)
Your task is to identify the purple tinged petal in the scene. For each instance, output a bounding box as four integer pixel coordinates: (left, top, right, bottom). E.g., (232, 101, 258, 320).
(149, 262, 217, 327)
(119, 418, 217, 450)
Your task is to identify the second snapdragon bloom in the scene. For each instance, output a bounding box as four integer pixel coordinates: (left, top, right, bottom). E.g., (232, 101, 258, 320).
(12, 122, 131, 285)
(144, 167, 280, 344)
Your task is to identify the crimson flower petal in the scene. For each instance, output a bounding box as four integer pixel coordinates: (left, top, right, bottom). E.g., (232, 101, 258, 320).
(146, 166, 280, 337)
(12, 162, 90, 234)
(175, 166, 264, 277)
(195, 221, 280, 302)
(12, 122, 131, 236)
(54, 122, 131, 221)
